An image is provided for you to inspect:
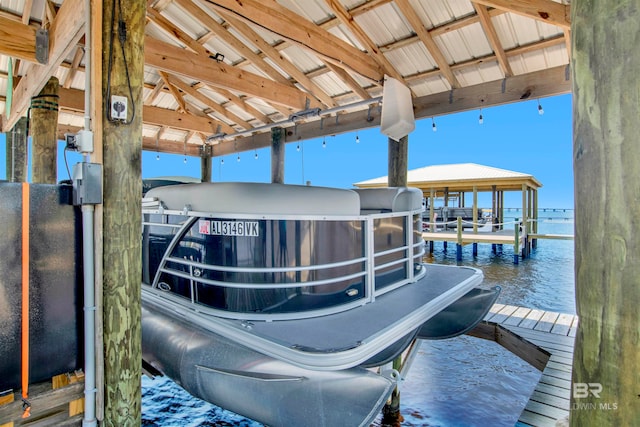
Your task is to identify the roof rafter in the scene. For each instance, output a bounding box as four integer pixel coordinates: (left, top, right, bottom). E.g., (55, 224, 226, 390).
(208, 86, 274, 125)
(324, 0, 404, 83)
(146, 6, 210, 56)
(173, 0, 293, 88)
(168, 76, 253, 130)
(3, 0, 86, 131)
(145, 36, 321, 110)
(204, 0, 384, 83)
(63, 46, 85, 89)
(394, 0, 461, 88)
(212, 6, 338, 107)
(158, 71, 187, 113)
(472, 2, 513, 77)
(471, 0, 570, 29)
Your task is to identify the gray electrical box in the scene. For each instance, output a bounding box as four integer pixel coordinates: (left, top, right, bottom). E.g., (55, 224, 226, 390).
(72, 162, 102, 205)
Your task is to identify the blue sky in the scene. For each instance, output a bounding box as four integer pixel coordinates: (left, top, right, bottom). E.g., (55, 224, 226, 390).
(0, 93, 573, 208)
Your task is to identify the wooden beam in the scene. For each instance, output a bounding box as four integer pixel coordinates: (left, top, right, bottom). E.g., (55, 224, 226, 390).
(22, 0, 34, 24)
(472, 3, 513, 77)
(324, 0, 404, 82)
(394, 0, 461, 88)
(167, 76, 252, 130)
(0, 16, 38, 62)
(472, 0, 570, 29)
(213, 6, 338, 107)
(2, 0, 85, 131)
(57, 65, 570, 158)
(63, 45, 85, 89)
(143, 104, 220, 134)
(146, 6, 210, 56)
(212, 64, 571, 156)
(324, 61, 371, 100)
(145, 37, 320, 110)
(204, 0, 384, 83)
(144, 78, 166, 105)
(173, 0, 293, 87)
(158, 71, 187, 113)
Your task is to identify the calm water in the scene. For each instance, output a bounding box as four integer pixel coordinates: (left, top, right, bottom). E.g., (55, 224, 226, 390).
(142, 209, 575, 426)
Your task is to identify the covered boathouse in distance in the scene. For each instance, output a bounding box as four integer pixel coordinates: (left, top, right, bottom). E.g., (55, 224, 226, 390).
(355, 163, 543, 262)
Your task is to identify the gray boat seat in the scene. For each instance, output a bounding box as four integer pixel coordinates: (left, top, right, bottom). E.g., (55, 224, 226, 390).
(353, 187, 423, 214)
(145, 182, 360, 216)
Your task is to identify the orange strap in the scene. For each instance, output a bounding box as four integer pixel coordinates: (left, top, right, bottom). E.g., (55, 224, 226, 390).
(21, 183, 31, 418)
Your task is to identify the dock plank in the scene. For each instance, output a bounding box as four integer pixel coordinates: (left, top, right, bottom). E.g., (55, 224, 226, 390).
(533, 311, 560, 332)
(529, 390, 570, 411)
(487, 304, 520, 324)
(518, 410, 559, 427)
(568, 317, 579, 338)
(476, 304, 577, 427)
(484, 303, 504, 321)
(518, 309, 546, 330)
(503, 306, 532, 326)
(522, 399, 569, 422)
(550, 313, 575, 335)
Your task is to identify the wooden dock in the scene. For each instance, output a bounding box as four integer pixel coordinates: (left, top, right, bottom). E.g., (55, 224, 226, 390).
(423, 228, 574, 264)
(474, 304, 578, 427)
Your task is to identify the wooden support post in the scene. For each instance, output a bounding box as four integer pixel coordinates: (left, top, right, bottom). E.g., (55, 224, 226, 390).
(571, 1, 640, 425)
(429, 240, 434, 253)
(30, 77, 59, 184)
(456, 216, 463, 261)
(472, 185, 478, 234)
(532, 189, 538, 249)
(382, 134, 408, 426)
(513, 218, 519, 265)
(6, 117, 28, 182)
(101, 0, 145, 425)
(387, 135, 407, 187)
(473, 243, 478, 257)
(271, 127, 285, 184)
(429, 188, 435, 230)
(200, 145, 212, 182)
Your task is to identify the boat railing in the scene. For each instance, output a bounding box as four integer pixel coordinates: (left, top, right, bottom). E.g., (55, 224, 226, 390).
(142, 205, 425, 321)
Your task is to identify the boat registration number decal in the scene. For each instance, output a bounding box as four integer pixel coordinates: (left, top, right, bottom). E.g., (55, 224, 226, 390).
(199, 220, 259, 237)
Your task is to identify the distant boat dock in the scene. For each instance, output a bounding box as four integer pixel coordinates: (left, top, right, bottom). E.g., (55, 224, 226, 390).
(423, 219, 574, 264)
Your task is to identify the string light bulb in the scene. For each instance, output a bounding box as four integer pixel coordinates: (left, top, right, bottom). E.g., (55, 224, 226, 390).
(537, 99, 544, 115)
(322, 137, 326, 148)
(356, 132, 360, 143)
(237, 154, 241, 162)
(432, 117, 437, 132)
(478, 108, 484, 125)
(183, 157, 187, 164)
(221, 158, 224, 165)
(254, 150, 258, 159)
(156, 154, 160, 160)
(296, 143, 300, 152)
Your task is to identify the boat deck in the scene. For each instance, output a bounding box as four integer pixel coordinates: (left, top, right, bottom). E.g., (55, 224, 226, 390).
(481, 304, 578, 427)
(143, 263, 484, 370)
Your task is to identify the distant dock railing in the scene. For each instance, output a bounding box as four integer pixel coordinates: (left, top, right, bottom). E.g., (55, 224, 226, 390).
(422, 217, 573, 264)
